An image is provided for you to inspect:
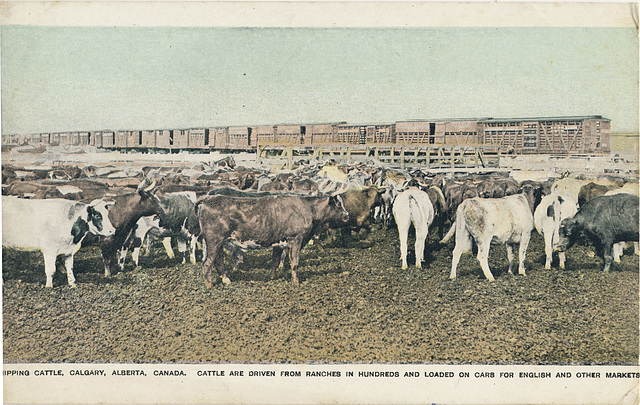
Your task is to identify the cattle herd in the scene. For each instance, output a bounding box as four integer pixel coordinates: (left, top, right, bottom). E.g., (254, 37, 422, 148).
(2, 155, 638, 291)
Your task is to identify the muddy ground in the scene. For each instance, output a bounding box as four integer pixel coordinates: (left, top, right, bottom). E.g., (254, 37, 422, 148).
(3, 225, 638, 364)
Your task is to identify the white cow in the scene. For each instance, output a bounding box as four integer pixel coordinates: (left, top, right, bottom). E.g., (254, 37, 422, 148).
(3, 196, 116, 287)
(392, 188, 435, 269)
(442, 191, 539, 281)
(534, 193, 579, 269)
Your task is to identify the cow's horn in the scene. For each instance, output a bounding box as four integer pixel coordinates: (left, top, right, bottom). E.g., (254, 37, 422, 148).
(143, 179, 157, 192)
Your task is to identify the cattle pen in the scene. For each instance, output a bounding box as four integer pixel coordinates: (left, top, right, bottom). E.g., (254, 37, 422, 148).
(2, 117, 638, 370)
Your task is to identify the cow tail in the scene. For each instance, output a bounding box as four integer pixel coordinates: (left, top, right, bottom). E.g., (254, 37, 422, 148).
(440, 221, 456, 243)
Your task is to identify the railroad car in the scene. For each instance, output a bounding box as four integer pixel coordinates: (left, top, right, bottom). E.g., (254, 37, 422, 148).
(8, 115, 612, 156)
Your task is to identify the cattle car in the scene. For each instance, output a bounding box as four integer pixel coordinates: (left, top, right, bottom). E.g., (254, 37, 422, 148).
(307, 123, 342, 145)
(433, 119, 481, 145)
(275, 125, 304, 145)
(187, 128, 208, 149)
(254, 125, 277, 145)
(395, 121, 435, 144)
(208, 127, 229, 149)
(480, 116, 610, 155)
(227, 126, 251, 150)
(140, 130, 156, 149)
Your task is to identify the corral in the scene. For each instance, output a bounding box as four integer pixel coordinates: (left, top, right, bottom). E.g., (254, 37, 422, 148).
(2, 147, 638, 364)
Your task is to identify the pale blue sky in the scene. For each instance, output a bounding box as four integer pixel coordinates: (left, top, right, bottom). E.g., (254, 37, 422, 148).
(1, 26, 638, 134)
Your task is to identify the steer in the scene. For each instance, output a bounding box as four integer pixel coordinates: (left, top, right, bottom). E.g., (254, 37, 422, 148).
(392, 187, 435, 269)
(196, 193, 349, 287)
(442, 185, 542, 281)
(84, 179, 165, 277)
(2, 196, 116, 287)
(558, 193, 639, 273)
(533, 192, 579, 269)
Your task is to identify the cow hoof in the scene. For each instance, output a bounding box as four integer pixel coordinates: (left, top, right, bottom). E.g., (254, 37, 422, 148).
(614, 258, 621, 263)
(69, 284, 77, 289)
(45, 283, 53, 288)
(449, 276, 456, 280)
(221, 276, 231, 285)
(401, 265, 408, 270)
(487, 277, 496, 282)
(415, 263, 422, 269)
(544, 265, 551, 270)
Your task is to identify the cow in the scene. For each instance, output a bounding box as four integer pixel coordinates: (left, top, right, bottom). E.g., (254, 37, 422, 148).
(551, 177, 622, 202)
(83, 179, 165, 278)
(118, 215, 161, 269)
(604, 184, 640, 262)
(340, 186, 384, 237)
(392, 188, 435, 269)
(533, 192, 579, 269)
(442, 185, 542, 281)
(558, 193, 639, 273)
(196, 193, 349, 287)
(2, 196, 116, 287)
(577, 182, 618, 208)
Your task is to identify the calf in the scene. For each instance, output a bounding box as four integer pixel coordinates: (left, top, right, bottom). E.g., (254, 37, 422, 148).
(2, 196, 116, 287)
(533, 193, 579, 269)
(558, 193, 639, 273)
(392, 188, 435, 269)
(196, 193, 348, 287)
(442, 186, 541, 281)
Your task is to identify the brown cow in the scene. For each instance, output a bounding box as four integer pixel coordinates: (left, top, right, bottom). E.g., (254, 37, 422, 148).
(196, 193, 349, 286)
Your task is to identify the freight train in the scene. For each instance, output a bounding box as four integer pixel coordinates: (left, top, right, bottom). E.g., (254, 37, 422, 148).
(4, 115, 611, 155)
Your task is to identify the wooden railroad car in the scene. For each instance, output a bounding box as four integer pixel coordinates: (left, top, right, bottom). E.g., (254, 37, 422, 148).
(275, 125, 304, 145)
(228, 126, 251, 149)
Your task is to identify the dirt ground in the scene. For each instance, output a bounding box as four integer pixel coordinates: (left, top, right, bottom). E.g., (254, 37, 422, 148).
(3, 224, 638, 364)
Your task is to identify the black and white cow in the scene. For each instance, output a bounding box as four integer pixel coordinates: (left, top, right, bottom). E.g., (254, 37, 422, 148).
(196, 193, 349, 287)
(442, 186, 542, 281)
(558, 193, 639, 273)
(2, 196, 116, 287)
(533, 192, 579, 269)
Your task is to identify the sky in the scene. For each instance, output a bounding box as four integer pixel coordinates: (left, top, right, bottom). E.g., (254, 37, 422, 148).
(1, 26, 638, 135)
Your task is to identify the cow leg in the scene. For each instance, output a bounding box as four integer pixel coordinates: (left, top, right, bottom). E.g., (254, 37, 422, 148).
(101, 245, 113, 277)
(518, 235, 530, 276)
(63, 254, 77, 287)
(271, 246, 285, 280)
(558, 251, 566, 270)
(131, 246, 141, 267)
(118, 246, 129, 271)
(602, 243, 614, 273)
(450, 233, 472, 280)
(162, 237, 175, 259)
(476, 241, 495, 281)
(177, 238, 188, 264)
(396, 215, 411, 270)
(42, 251, 57, 288)
(506, 244, 515, 274)
(288, 239, 303, 285)
(543, 232, 553, 270)
(312, 234, 325, 252)
(202, 241, 229, 288)
(190, 235, 198, 264)
(414, 223, 428, 269)
(613, 242, 623, 263)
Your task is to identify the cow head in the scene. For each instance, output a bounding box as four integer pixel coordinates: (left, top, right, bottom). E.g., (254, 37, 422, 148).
(520, 183, 544, 214)
(557, 217, 586, 253)
(330, 195, 350, 224)
(86, 199, 117, 237)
